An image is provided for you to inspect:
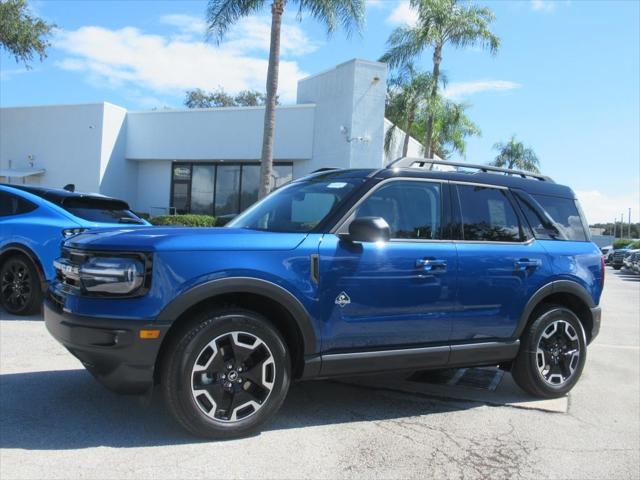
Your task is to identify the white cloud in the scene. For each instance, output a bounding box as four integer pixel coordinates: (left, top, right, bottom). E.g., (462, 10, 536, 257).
(531, 0, 556, 12)
(387, 2, 418, 27)
(54, 16, 319, 104)
(442, 80, 522, 100)
(575, 190, 640, 225)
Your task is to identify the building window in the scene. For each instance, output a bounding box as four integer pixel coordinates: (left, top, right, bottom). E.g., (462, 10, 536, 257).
(170, 162, 293, 217)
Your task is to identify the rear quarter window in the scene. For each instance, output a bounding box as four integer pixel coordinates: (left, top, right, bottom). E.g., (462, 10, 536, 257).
(61, 197, 144, 224)
(0, 191, 38, 217)
(532, 194, 588, 241)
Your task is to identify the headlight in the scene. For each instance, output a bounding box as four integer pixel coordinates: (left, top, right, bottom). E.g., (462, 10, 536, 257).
(79, 257, 145, 295)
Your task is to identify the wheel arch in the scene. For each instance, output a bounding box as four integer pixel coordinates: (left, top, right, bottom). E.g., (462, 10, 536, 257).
(514, 280, 596, 343)
(154, 277, 318, 382)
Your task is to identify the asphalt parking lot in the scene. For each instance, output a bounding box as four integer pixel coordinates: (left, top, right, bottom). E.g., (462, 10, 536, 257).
(1, 268, 638, 480)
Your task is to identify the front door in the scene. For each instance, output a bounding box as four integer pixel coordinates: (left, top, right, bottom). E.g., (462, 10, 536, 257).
(318, 179, 458, 352)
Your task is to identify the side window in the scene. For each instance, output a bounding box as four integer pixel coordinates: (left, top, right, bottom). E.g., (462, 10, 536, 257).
(532, 194, 588, 241)
(457, 185, 523, 242)
(0, 192, 37, 217)
(513, 192, 558, 240)
(353, 181, 442, 240)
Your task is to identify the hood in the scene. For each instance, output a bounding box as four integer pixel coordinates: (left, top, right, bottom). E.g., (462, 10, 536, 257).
(63, 227, 308, 252)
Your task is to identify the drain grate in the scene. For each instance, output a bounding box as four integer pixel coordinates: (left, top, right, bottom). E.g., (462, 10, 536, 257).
(408, 367, 504, 391)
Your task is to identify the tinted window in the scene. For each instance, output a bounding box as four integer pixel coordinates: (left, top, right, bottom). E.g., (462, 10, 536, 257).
(215, 165, 241, 216)
(229, 179, 359, 232)
(62, 197, 144, 224)
(0, 191, 37, 217)
(457, 185, 522, 242)
(191, 165, 215, 215)
(514, 192, 557, 240)
(532, 194, 587, 241)
(353, 181, 442, 239)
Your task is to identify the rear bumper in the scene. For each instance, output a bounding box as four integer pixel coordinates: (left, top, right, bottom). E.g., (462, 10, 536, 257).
(44, 299, 169, 394)
(589, 306, 601, 343)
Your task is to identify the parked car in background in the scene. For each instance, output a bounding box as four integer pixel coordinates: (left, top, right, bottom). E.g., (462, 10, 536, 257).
(0, 184, 149, 315)
(601, 245, 613, 264)
(44, 158, 603, 439)
(623, 250, 640, 273)
(632, 253, 640, 274)
(611, 247, 631, 270)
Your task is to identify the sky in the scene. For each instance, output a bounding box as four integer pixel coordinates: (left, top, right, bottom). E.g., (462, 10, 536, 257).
(0, 0, 638, 224)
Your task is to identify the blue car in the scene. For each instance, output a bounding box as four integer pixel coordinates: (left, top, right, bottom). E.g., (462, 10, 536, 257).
(0, 184, 148, 315)
(44, 159, 604, 438)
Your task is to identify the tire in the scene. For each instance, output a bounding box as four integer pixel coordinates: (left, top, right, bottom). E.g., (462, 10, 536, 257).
(161, 307, 291, 439)
(512, 305, 587, 398)
(0, 254, 43, 316)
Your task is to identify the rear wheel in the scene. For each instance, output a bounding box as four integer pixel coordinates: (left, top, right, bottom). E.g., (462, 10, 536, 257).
(512, 306, 587, 398)
(0, 255, 42, 315)
(162, 308, 290, 438)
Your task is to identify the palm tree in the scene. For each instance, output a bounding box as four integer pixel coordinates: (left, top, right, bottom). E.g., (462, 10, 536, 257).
(206, 0, 365, 199)
(380, 0, 499, 159)
(491, 135, 540, 173)
(385, 64, 435, 157)
(430, 100, 480, 159)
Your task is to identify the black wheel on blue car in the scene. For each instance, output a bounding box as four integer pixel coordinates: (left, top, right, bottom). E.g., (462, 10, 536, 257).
(162, 307, 291, 439)
(0, 255, 42, 316)
(512, 305, 587, 398)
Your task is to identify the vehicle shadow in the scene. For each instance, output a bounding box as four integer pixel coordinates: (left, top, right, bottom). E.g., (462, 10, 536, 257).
(0, 369, 476, 450)
(613, 270, 640, 282)
(0, 306, 43, 321)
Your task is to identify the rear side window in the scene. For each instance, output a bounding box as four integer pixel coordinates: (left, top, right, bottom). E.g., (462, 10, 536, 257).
(62, 197, 144, 224)
(532, 194, 587, 241)
(456, 185, 523, 242)
(353, 181, 442, 239)
(0, 191, 37, 217)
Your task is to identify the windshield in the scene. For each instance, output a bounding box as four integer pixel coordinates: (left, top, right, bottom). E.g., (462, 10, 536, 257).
(228, 179, 360, 232)
(62, 197, 145, 224)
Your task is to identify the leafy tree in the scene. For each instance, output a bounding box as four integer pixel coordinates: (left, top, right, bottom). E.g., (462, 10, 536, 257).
(184, 88, 274, 108)
(384, 64, 435, 157)
(430, 99, 480, 159)
(380, 0, 499, 158)
(491, 135, 540, 173)
(0, 0, 54, 67)
(206, 0, 365, 199)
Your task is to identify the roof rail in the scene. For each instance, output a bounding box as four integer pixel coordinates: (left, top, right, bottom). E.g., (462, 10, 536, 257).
(387, 157, 554, 183)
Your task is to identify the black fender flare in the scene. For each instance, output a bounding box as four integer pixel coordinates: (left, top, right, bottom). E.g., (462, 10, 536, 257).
(156, 276, 318, 356)
(513, 280, 596, 338)
(0, 243, 46, 290)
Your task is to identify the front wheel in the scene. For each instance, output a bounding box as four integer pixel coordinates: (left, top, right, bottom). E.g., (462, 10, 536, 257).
(512, 306, 587, 398)
(0, 255, 42, 315)
(162, 308, 291, 439)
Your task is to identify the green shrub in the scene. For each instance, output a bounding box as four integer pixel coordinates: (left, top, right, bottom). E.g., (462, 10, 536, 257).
(613, 239, 633, 249)
(134, 211, 151, 220)
(630, 240, 640, 249)
(150, 214, 217, 227)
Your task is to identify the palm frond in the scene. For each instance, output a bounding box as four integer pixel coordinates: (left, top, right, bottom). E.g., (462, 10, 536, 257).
(296, 0, 365, 37)
(206, 0, 265, 42)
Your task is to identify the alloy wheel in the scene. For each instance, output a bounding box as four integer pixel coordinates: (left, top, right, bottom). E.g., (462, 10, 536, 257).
(535, 320, 581, 386)
(1, 260, 32, 312)
(191, 331, 276, 422)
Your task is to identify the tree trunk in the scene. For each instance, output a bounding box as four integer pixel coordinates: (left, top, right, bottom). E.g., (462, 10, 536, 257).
(424, 44, 442, 159)
(258, 0, 284, 199)
(402, 104, 415, 157)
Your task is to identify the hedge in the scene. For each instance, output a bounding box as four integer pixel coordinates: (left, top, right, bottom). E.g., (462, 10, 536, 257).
(150, 214, 217, 227)
(613, 239, 634, 249)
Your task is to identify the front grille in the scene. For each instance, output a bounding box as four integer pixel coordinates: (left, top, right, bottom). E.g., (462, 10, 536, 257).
(613, 251, 626, 262)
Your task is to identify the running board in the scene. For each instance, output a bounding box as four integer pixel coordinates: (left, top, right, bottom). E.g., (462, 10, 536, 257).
(303, 340, 520, 378)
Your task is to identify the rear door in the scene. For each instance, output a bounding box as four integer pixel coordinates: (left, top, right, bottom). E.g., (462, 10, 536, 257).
(318, 179, 458, 351)
(450, 183, 551, 342)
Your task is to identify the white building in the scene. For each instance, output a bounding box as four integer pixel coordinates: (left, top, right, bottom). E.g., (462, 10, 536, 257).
(0, 59, 422, 216)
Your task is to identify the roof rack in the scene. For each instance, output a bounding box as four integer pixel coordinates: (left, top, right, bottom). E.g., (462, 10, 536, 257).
(387, 157, 553, 183)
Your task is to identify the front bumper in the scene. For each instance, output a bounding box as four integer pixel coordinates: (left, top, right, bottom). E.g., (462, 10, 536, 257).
(44, 299, 169, 394)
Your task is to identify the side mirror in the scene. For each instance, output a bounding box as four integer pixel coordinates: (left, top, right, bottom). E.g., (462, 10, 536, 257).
(341, 217, 391, 243)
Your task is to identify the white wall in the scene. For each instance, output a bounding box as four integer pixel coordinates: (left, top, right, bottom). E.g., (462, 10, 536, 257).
(0, 104, 104, 192)
(135, 160, 171, 215)
(383, 118, 424, 166)
(126, 105, 315, 161)
(297, 59, 387, 176)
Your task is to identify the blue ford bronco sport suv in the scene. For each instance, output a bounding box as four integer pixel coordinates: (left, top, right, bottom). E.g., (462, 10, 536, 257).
(44, 158, 604, 438)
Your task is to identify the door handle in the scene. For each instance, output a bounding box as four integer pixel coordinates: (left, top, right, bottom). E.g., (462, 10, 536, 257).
(416, 258, 447, 273)
(514, 258, 541, 272)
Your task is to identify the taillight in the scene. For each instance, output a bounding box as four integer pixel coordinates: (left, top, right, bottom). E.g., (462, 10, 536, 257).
(600, 255, 606, 289)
